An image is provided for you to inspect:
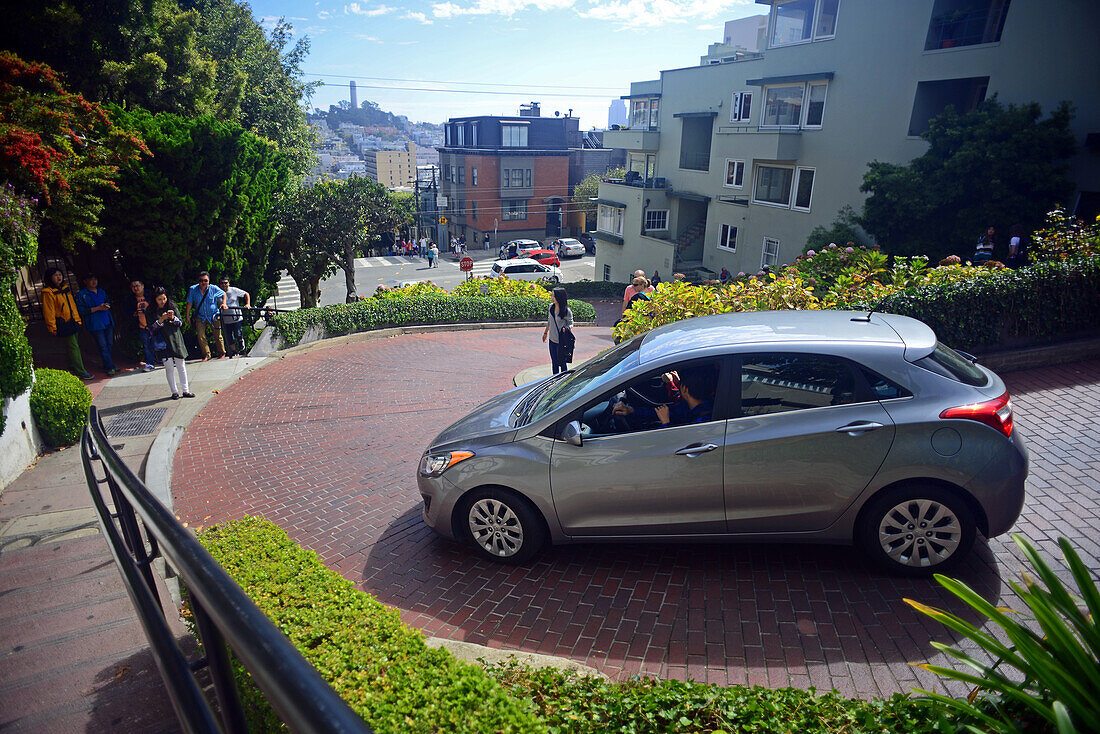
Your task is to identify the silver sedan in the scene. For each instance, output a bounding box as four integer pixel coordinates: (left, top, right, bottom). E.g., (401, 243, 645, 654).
(417, 311, 1027, 576)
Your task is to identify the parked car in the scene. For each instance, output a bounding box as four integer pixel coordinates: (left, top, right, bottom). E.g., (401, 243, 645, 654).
(576, 232, 597, 254)
(553, 238, 586, 258)
(488, 258, 562, 283)
(521, 249, 561, 267)
(499, 239, 542, 260)
(417, 310, 1027, 576)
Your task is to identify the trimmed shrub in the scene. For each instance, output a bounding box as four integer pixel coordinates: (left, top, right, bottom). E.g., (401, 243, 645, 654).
(874, 257, 1100, 351)
(547, 280, 630, 299)
(453, 277, 551, 300)
(0, 289, 33, 436)
(197, 518, 544, 734)
(29, 368, 92, 447)
(270, 296, 596, 348)
(487, 661, 942, 733)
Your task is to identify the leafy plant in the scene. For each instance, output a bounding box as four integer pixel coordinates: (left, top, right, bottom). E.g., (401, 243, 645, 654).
(371, 281, 448, 300)
(198, 518, 544, 733)
(906, 534, 1100, 733)
(1030, 207, 1100, 263)
(29, 368, 92, 446)
(452, 277, 551, 300)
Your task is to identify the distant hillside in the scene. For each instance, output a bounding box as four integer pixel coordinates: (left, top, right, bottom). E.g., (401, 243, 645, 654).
(316, 99, 409, 131)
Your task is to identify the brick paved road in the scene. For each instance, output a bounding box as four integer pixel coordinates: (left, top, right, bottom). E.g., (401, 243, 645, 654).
(172, 330, 1100, 698)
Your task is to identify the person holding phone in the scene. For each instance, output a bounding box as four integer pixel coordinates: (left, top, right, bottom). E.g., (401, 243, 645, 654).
(149, 287, 194, 399)
(75, 273, 117, 376)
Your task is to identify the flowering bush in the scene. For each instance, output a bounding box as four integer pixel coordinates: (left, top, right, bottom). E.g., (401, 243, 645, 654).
(1030, 207, 1100, 262)
(451, 276, 551, 300)
(0, 182, 38, 282)
(371, 281, 447, 300)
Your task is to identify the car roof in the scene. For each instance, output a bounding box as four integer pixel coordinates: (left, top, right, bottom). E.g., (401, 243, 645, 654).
(558, 238, 580, 244)
(493, 257, 544, 266)
(638, 310, 936, 364)
(507, 239, 540, 245)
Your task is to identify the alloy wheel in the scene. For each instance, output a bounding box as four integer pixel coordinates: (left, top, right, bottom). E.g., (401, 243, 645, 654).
(877, 499, 962, 568)
(468, 498, 524, 558)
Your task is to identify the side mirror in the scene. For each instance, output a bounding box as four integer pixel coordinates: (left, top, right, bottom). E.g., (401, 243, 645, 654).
(560, 420, 583, 447)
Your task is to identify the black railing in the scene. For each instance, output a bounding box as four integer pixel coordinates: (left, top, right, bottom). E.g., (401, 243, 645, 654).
(81, 406, 373, 734)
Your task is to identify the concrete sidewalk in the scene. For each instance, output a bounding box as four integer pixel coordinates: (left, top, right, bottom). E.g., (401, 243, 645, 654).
(0, 356, 270, 733)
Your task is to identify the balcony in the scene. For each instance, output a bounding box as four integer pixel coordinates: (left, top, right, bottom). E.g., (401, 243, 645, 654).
(601, 173, 669, 190)
(716, 127, 802, 160)
(603, 128, 661, 152)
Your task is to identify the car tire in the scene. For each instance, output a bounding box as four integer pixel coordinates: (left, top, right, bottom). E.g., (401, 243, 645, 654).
(548, 276, 560, 284)
(460, 488, 546, 564)
(857, 485, 975, 577)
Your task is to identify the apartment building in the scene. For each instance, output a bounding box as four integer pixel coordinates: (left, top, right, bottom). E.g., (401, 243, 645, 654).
(596, 0, 1100, 283)
(363, 142, 418, 190)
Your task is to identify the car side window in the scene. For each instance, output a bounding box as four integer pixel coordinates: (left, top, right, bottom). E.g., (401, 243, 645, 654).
(578, 359, 723, 437)
(739, 353, 859, 417)
(859, 367, 911, 400)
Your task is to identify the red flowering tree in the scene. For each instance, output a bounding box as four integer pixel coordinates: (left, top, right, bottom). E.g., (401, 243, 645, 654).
(0, 51, 148, 249)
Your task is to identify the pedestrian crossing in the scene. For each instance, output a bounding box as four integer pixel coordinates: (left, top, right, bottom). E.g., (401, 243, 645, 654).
(266, 274, 301, 312)
(353, 256, 424, 267)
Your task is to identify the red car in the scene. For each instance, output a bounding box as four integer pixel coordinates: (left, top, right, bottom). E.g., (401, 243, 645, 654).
(511, 248, 560, 267)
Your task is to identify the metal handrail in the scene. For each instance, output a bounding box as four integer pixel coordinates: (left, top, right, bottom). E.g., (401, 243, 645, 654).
(81, 406, 373, 734)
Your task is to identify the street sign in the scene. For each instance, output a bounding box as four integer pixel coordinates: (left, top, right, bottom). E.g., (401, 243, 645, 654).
(459, 257, 474, 272)
(438, 216, 448, 225)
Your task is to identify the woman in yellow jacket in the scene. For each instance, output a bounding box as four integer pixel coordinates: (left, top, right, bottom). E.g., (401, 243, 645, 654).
(41, 267, 92, 379)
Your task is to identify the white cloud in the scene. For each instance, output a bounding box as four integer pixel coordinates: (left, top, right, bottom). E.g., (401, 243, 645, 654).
(302, 24, 330, 34)
(580, 0, 752, 28)
(318, 9, 332, 19)
(353, 33, 382, 41)
(345, 3, 397, 15)
(395, 40, 421, 45)
(403, 10, 433, 23)
(432, 0, 576, 20)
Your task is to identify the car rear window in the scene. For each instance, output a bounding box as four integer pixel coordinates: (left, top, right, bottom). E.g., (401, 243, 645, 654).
(915, 342, 988, 386)
(492, 263, 502, 273)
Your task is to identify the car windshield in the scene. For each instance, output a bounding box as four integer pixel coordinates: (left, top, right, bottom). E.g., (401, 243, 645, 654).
(524, 337, 643, 424)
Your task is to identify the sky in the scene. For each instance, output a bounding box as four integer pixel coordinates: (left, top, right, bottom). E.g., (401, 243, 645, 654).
(248, 0, 766, 127)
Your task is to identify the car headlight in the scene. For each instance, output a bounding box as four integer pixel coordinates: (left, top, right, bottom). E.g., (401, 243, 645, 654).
(419, 450, 474, 477)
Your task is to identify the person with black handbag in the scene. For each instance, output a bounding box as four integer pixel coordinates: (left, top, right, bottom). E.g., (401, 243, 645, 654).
(542, 286, 574, 374)
(41, 267, 92, 379)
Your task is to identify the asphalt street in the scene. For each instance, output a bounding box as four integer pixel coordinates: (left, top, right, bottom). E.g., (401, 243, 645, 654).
(266, 251, 598, 311)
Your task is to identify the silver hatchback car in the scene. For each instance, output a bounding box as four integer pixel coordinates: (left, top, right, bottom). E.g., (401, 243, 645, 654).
(417, 311, 1027, 576)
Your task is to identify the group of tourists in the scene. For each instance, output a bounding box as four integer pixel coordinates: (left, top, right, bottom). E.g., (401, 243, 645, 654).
(41, 269, 250, 400)
(974, 224, 1029, 268)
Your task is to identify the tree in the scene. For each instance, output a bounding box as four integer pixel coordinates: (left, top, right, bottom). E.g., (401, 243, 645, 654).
(572, 166, 624, 229)
(96, 108, 290, 298)
(272, 178, 403, 306)
(804, 205, 870, 253)
(0, 52, 148, 250)
(389, 190, 417, 237)
(860, 98, 1076, 261)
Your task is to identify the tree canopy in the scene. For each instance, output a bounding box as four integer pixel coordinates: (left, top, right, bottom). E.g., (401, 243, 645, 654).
(572, 166, 624, 227)
(860, 98, 1076, 262)
(96, 107, 290, 298)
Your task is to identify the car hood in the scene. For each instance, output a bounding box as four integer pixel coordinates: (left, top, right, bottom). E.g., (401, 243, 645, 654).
(428, 382, 532, 450)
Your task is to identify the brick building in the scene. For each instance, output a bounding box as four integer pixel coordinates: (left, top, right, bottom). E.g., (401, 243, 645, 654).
(437, 111, 598, 250)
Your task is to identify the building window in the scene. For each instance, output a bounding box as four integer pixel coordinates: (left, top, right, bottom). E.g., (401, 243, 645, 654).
(457, 126, 465, 146)
(503, 199, 527, 220)
(679, 116, 713, 171)
(457, 167, 465, 185)
(471, 201, 477, 220)
(761, 81, 828, 129)
(730, 92, 753, 123)
(908, 77, 988, 136)
(925, 0, 1012, 51)
(502, 124, 528, 147)
(753, 165, 794, 207)
(644, 209, 669, 231)
(649, 99, 660, 129)
(631, 100, 649, 128)
(769, 0, 840, 47)
(597, 205, 624, 236)
(724, 159, 745, 188)
(761, 237, 781, 268)
(719, 224, 738, 252)
(471, 167, 478, 186)
(443, 163, 451, 182)
(502, 168, 532, 188)
(445, 127, 451, 146)
(471, 122, 479, 146)
(603, 264, 611, 281)
(793, 167, 815, 211)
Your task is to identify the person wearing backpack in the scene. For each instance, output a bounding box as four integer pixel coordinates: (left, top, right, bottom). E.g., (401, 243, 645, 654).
(1007, 224, 1029, 269)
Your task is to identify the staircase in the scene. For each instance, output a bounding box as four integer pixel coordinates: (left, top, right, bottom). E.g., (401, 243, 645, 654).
(673, 220, 712, 281)
(675, 220, 706, 253)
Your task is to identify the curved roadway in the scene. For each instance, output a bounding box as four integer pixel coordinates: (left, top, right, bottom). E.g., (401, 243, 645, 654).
(172, 328, 1100, 696)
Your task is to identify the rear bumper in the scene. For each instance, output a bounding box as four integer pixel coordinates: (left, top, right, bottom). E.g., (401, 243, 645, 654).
(967, 430, 1029, 538)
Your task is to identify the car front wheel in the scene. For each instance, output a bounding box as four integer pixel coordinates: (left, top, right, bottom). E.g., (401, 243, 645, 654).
(461, 489, 546, 564)
(858, 485, 975, 576)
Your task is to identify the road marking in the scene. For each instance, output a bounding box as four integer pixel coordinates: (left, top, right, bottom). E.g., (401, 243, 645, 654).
(354, 256, 423, 267)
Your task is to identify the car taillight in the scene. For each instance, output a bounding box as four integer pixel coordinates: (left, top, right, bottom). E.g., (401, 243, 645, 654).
(940, 391, 1014, 437)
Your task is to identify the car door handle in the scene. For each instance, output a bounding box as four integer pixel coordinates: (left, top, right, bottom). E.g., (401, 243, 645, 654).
(835, 421, 884, 435)
(675, 443, 719, 456)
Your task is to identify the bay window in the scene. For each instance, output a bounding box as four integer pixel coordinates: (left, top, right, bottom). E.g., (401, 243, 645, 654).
(761, 81, 829, 128)
(597, 205, 624, 236)
(753, 165, 794, 207)
(769, 0, 840, 47)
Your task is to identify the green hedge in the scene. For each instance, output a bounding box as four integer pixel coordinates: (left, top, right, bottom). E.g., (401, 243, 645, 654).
(197, 518, 543, 734)
(546, 281, 630, 299)
(0, 289, 33, 436)
(29, 368, 92, 447)
(875, 258, 1100, 351)
(270, 295, 597, 348)
(487, 662, 942, 734)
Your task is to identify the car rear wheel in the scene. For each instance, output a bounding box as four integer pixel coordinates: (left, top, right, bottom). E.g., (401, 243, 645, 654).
(461, 489, 546, 564)
(858, 485, 975, 577)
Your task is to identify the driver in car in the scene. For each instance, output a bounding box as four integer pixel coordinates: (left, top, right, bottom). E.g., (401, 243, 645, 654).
(613, 365, 716, 427)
